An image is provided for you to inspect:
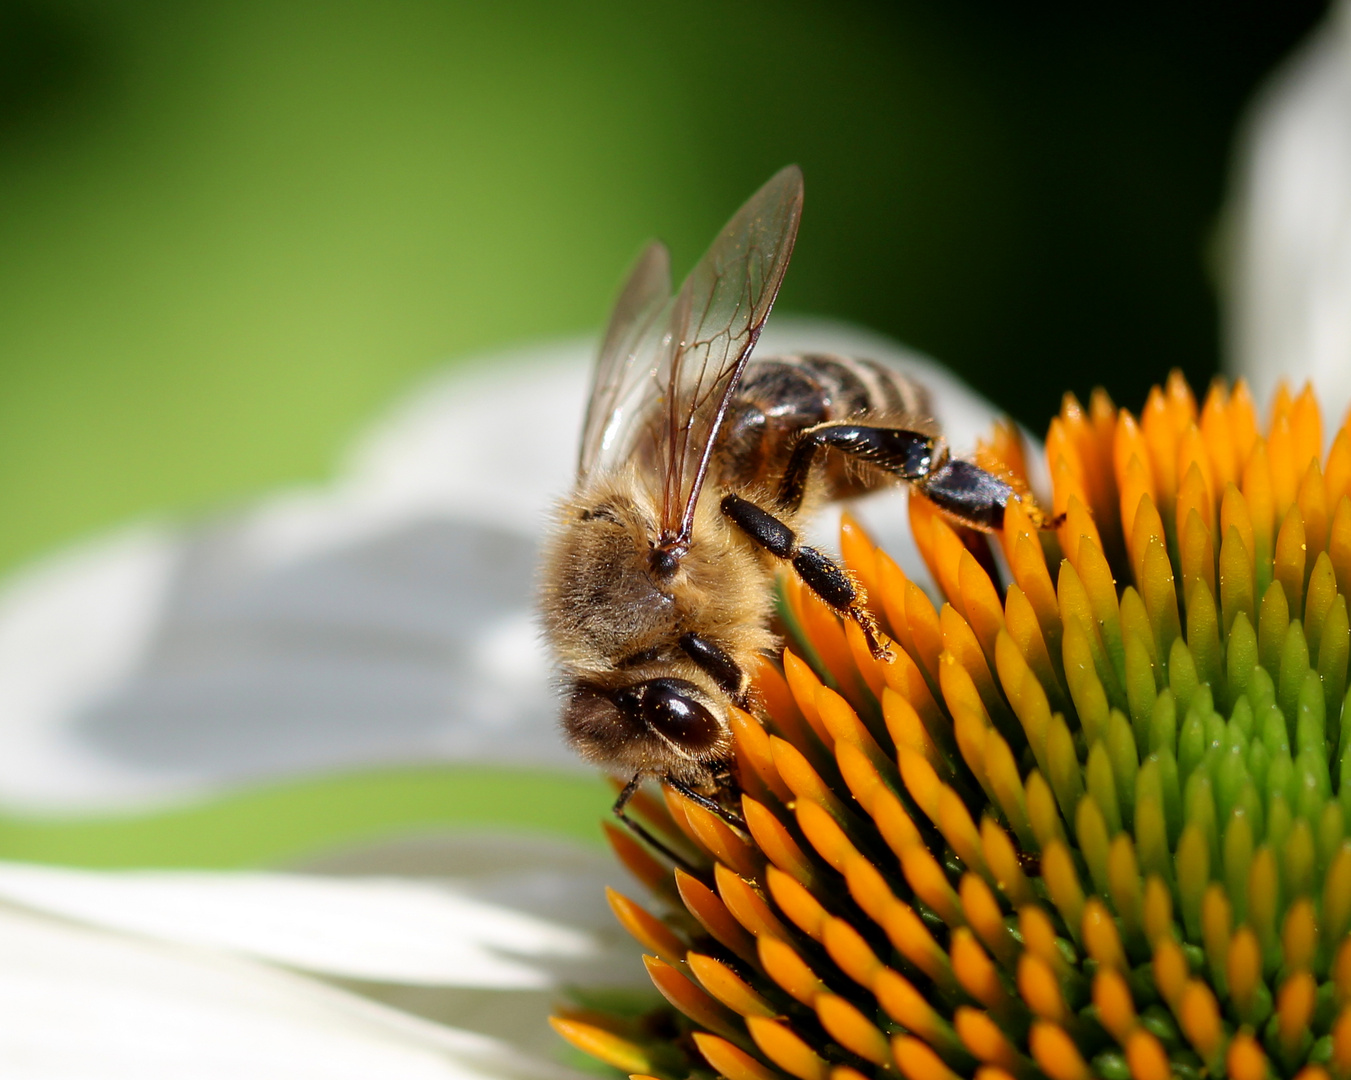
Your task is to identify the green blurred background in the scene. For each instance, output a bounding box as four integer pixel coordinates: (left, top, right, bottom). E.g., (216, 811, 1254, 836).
(0, 0, 1329, 579)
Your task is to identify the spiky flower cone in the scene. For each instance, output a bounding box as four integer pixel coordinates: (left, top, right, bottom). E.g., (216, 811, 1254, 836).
(554, 373, 1351, 1080)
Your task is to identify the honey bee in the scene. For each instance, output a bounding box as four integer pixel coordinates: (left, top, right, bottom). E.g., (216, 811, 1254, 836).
(540, 166, 1044, 833)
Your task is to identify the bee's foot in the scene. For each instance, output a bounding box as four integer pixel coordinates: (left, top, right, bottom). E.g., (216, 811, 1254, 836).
(851, 609, 896, 663)
(1020, 498, 1066, 531)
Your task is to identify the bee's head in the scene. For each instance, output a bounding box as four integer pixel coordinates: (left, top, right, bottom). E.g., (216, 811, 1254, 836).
(539, 486, 683, 666)
(560, 676, 731, 782)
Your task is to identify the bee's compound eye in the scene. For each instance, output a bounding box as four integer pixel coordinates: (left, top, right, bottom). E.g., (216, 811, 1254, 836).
(619, 678, 721, 751)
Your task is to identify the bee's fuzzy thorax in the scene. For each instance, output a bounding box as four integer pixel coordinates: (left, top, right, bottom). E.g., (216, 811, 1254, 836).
(539, 469, 778, 678)
(554, 372, 1351, 1080)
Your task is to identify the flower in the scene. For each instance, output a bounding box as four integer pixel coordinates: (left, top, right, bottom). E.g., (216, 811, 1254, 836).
(559, 372, 1351, 1080)
(1, 6, 1347, 1048)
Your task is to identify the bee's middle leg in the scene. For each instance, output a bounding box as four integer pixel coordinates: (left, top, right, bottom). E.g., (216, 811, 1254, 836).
(720, 493, 893, 661)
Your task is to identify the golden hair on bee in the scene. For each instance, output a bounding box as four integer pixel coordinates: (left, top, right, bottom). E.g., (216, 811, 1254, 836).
(540, 466, 777, 787)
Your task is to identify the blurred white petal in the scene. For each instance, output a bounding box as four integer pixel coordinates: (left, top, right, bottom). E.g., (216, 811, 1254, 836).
(1227, 0, 1351, 418)
(0, 863, 589, 988)
(0, 831, 647, 1074)
(0, 321, 1010, 813)
(0, 831, 643, 990)
(0, 903, 580, 1080)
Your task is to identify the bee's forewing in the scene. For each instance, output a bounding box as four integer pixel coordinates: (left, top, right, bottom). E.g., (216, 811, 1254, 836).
(655, 165, 803, 541)
(577, 242, 672, 479)
(577, 166, 803, 517)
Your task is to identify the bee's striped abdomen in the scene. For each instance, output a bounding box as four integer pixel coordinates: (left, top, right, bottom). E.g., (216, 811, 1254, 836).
(714, 352, 935, 502)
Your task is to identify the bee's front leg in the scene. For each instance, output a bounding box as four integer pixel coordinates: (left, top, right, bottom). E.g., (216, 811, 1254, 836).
(720, 493, 893, 662)
(611, 773, 702, 871)
(664, 773, 748, 835)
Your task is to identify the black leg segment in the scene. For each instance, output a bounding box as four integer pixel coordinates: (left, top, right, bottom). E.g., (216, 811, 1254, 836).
(721, 493, 795, 557)
(720, 491, 893, 662)
(679, 632, 745, 698)
(913, 459, 1015, 533)
(792, 546, 856, 609)
(778, 423, 939, 511)
(666, 773, 748, 834)
(611, 773, 700, 871)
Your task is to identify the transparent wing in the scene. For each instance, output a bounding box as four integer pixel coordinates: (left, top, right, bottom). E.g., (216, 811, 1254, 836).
(654, 165, 804, 543)
(577, 242, 672, 478)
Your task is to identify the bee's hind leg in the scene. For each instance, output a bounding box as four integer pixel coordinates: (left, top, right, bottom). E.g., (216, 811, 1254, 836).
(779, 420, 1062, 533)
(1028, 505, 1067, 530)
(720, 493, 894, 662)
(915, 458, 1066, 533)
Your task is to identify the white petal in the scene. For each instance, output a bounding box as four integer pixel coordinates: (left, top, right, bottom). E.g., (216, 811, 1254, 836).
(0, 903, 579, 1080)
(0, 324, 1009, 811)
(0, 859, 595, 988)
(0, 524, 184, 804)
(291, 830, 651, 1055)
(1226, 0, 1351, 419)
(295, 829, 650, 944)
